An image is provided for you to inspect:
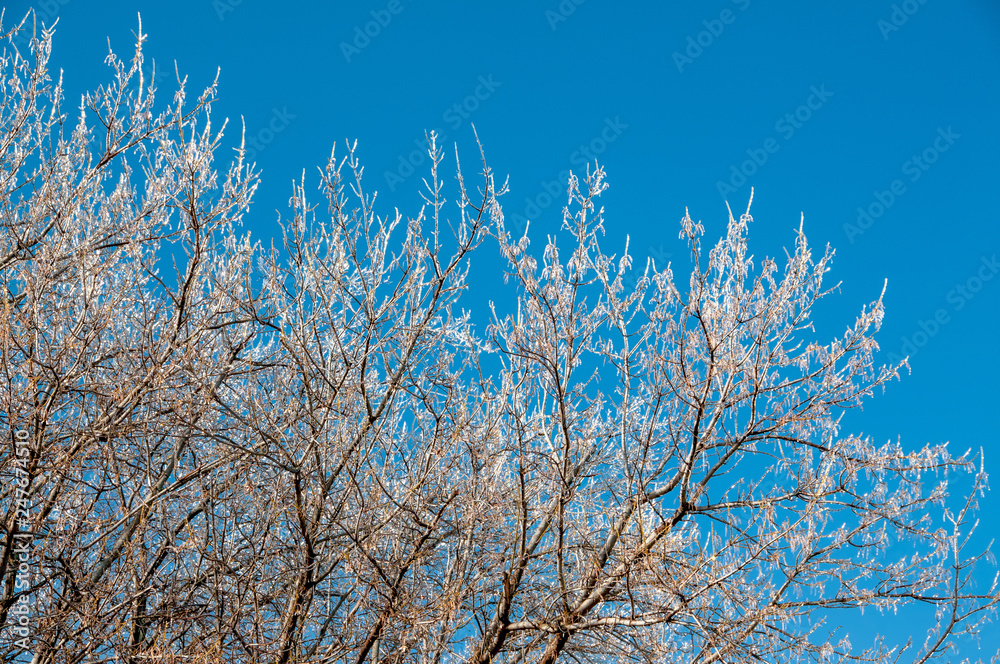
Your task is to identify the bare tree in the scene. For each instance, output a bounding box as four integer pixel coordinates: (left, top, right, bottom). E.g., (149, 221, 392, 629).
(0, 16, 997, 664)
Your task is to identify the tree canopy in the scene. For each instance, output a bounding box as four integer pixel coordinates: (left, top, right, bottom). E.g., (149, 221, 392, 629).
(0, 18, 997, 664)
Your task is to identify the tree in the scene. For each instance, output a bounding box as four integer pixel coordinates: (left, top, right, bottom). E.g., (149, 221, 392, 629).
(0, 16, 997, 664)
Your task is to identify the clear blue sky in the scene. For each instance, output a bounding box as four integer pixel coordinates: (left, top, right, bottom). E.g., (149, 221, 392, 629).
(13, 0, 1000, 658)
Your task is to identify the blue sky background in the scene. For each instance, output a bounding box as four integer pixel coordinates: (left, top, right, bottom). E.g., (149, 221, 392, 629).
(8, 0, 999, 658)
